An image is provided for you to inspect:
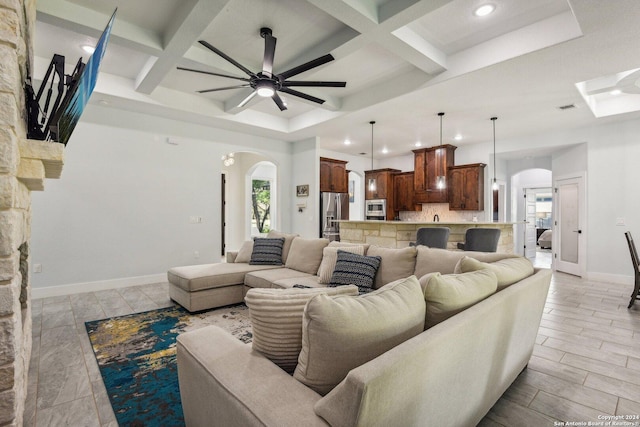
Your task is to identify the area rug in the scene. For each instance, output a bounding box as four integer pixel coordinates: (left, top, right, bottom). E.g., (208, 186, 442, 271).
(85, 304, 252, 427)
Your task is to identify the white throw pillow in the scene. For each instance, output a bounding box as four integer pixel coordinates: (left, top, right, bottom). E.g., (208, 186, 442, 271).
(234, 240, 254, 263)
(293, 275, 426, 395)
(317, 245, 365, 283)
(423, 270, 497, 328)
(245, 285, 359, 373)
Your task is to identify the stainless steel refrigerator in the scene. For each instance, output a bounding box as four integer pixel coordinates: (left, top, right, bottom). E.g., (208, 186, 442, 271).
(320, 192, 349, 241)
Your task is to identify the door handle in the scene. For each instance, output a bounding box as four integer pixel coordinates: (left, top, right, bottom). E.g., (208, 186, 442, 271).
(573, 230, 582, 234)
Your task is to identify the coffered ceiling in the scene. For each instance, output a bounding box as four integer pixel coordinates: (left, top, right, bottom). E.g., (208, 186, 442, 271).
(32, 0, 640, 158)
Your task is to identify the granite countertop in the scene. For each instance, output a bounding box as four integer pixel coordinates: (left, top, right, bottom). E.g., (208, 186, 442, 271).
(338, 220, 520, 225)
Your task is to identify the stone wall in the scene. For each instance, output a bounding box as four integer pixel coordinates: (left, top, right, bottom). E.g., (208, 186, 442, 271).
(0, 0, 38, 425)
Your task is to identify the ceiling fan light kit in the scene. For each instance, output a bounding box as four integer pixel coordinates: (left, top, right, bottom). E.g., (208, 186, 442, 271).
(179, 27, 346, 111)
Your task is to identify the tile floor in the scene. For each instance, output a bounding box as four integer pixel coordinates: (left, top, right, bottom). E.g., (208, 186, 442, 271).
(26, 273, 640, 426)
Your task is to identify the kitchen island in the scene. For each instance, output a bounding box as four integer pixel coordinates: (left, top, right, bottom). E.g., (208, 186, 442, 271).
(339, 221, 516, 253)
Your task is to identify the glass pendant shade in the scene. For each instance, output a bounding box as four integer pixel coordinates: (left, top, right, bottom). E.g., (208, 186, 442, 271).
(436, 175, 446, 190)
(492, 178, 498, 190)
(368, 178, 376, 191)
(368, 121, 376, 192)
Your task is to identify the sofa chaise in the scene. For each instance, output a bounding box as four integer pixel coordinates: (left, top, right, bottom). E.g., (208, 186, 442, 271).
(171, 231, 552, 426)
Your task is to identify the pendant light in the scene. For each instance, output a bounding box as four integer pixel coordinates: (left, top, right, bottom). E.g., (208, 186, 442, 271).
(436, 112, 446, 190)
(491, 117, 498, 190)
(368, 121, 376, 192)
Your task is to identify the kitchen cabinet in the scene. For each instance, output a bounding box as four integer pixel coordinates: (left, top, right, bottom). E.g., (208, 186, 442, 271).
(320, 157, 348, 193)
(393, 171, 419, 212)
(413, 145, 456, 203)
(448, 163, 485, 210)
(365, 168, 400, 220)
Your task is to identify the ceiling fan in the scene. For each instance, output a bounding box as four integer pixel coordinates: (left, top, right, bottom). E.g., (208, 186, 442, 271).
(177, 27, 346, 111)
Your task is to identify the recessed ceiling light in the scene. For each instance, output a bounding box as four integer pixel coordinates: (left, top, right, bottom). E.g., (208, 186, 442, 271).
(81, 44, 95, 54)
(474, 4, 495, 17)
(454, 134, 463, 141)
(381, 147, 388, 154)
(344, 139, 351, 145)
(610, 89, 622, 95)
(415, 141, 422, 147)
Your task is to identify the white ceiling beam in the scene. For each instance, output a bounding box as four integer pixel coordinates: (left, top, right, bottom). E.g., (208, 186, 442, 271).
(135, 0, 234, 94)
(36, 0, 163, 55)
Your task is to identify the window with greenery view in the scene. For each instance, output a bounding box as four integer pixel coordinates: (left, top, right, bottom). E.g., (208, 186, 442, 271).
(252, 179, 271, 234)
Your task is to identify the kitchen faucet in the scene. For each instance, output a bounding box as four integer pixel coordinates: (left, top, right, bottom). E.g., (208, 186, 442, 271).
(433, 214, 439, 222)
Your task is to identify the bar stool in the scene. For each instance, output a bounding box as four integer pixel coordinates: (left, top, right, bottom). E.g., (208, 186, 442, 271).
(457, 228, 501, 252)
(411, 227, 450, 249)
(624, 231, 640, 308)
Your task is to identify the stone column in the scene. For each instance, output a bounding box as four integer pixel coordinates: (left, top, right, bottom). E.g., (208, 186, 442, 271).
(0, 0, 36, 425)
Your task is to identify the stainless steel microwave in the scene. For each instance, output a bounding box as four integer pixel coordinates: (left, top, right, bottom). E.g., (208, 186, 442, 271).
(365, 199, 386, 220)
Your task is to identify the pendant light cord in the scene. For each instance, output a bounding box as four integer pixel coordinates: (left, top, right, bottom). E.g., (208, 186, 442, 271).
(370, 121, 375, 171)
(438, 112, 444, 182)
(491, 117, 497, 185)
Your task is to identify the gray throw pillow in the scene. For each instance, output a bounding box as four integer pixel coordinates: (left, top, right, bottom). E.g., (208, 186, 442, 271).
(249, 237, 285, 265)
(329, 250, 381, 294)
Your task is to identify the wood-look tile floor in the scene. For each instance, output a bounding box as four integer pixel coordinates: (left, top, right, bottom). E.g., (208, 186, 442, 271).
(26, 273, 640, 426)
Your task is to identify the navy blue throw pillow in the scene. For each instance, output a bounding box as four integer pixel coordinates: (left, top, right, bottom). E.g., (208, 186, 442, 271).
(329, 250, 381, 294)
(249, 237, 285, 265)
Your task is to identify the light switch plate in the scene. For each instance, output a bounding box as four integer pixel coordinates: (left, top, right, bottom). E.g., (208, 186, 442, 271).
(616, 217, 625, 226)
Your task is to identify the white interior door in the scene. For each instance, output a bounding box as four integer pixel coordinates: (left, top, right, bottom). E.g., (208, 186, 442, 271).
(554, 175, 586, 276)
(524, 189, 537, 259)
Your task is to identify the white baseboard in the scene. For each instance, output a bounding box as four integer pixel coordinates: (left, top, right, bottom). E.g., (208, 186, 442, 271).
(585, 271, 633, 286)
(32, 273, 167, 299)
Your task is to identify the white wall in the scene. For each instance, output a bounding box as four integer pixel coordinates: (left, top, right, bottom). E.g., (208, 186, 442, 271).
(291, 138, 318, 238)
(30, 105, 293, 293)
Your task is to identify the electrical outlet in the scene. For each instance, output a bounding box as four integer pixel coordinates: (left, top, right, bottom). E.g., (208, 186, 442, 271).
(33, 264, 42, 273)
(616, 217, 626, 226)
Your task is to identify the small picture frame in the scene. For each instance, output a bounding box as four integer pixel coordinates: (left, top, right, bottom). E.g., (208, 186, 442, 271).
(296, 184, 309, 197)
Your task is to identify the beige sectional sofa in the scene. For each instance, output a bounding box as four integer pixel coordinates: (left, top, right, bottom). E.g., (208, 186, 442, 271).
(172, 232, 552, 427)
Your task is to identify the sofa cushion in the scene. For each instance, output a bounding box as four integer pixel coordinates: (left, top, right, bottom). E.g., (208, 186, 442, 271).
(423, 270, 498, 328)
(329, 251, 381, 294)
(414, 247, 518, 277)
(366, 245, 417, 289)
(294, 275, 425, 395)
(272, 276, 323, 289)
(250, 237, 285, 265)
(456, 256, 534, 290)
(267, 230, 299, 263)
(245, 268, 313, 289)
(328, 241, 370, 254)
(285, 238, 330, 274)
(234, 240, 254, 263)
(168, 263, 279, 292)
(317, 245, 365, 284)
(245, 285, 359, 373)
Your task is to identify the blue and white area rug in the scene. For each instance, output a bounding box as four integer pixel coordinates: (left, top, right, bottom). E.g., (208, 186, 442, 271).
(85, 304, 252, 426)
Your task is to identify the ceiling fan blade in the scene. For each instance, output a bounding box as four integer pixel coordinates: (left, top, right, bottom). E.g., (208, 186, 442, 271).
(272, 92, 287, 111)
(177, 67, 250, 82)
(280, 87, 325, 104)
(282, 81, 346, 87)
(199, 40, 255, 77)
(279, 54, 335, 80)
(198, 84, 250, 93)
(238, 91, 258, 108)
(262, 32, 277, 77)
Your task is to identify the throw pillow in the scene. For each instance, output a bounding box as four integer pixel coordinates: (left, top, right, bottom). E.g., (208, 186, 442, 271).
(366, 245, 417, 289)
(249, 237, 285, 265)
(423, 270, 498, 328)
(267, 230, 299, 263)
(329, 250, 381, 294)
(293, 275, 426, 395)
(245, 285, 359, 373)
(234, 240, 254, 263)
(285, 238, 330, 274)
(317, 245, 365, 284)
(456, 256, 534, 290)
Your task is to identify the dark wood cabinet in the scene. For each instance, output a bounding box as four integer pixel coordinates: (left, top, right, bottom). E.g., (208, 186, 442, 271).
(448, 163, 485, 211)
(413, 144, 456, 203)
(393, 171, 419, 213)
(319, 157, 348, 193)
(365, 168, 399, 220)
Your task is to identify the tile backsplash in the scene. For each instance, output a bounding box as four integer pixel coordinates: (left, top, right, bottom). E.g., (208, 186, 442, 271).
(399, 203, 484, 222)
